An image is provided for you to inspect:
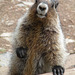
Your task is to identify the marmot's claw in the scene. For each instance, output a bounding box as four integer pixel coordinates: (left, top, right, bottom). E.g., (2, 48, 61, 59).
(52, 65, 65, 75)
(16, 47, 28, 58)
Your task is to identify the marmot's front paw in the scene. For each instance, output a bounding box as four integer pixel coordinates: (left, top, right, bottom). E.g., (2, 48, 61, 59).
(52, 65, 65, 75)
(16, 47, 28, 58)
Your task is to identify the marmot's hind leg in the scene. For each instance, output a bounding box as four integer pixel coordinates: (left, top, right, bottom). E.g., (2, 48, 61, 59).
(9, 53, 26, 75)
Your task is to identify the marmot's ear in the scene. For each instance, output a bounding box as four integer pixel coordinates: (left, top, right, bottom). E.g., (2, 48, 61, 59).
(54, 0, 59, 8)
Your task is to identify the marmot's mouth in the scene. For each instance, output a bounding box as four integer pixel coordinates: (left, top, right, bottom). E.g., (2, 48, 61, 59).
(36, 2, 48, 18)
(37, 13, 47, 18)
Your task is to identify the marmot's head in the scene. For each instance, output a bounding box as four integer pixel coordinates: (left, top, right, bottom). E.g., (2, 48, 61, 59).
(30, 0, 59, 19)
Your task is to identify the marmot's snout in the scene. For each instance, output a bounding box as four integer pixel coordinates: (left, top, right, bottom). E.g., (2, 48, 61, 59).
(37, 2, 48, 18)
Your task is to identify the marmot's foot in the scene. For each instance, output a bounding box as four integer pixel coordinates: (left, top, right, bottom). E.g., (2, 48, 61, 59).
(52, 65, 65, 75)
(16, 47, 28, 58)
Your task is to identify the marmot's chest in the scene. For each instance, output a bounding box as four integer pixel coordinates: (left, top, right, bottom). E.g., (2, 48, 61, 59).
(25, 25, 57, 51)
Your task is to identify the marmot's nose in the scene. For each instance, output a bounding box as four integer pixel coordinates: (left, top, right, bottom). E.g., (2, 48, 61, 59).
(39, 6, 46, 11)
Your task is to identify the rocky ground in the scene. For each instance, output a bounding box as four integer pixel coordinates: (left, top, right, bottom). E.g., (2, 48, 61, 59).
(0, 0, 75, 75)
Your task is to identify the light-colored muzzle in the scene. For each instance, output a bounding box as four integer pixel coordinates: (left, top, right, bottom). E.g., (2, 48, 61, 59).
(37, 2, 49, 18)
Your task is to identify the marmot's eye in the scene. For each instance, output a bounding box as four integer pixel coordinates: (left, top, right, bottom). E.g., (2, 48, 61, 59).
(35, 0, 37, 3)
(55, 2, 59, 8)
(51, 3, 54, 8)
(54, 0, 59, 8)
(51, 0, 59, 8)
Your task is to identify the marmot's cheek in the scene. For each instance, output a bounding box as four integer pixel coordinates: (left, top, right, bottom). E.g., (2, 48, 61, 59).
(36, 2, 48, 18)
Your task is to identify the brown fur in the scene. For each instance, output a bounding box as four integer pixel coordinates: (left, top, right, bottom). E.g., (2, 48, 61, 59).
(9, 0, 68, 75)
